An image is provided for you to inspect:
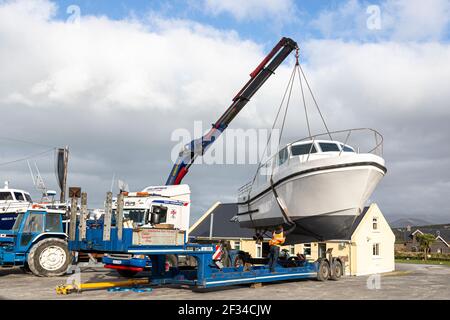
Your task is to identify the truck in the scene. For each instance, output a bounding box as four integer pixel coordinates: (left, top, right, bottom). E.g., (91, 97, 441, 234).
(0, 209, 71, 276)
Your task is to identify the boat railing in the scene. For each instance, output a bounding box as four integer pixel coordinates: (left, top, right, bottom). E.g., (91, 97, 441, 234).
(287, 128, 384, 157)
(237, 128, 384, 197)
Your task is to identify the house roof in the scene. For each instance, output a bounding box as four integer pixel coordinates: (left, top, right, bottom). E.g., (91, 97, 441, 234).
(189, 203, 373, 241)
(189, 203, 258, 239)
(393, 224, 450, 245)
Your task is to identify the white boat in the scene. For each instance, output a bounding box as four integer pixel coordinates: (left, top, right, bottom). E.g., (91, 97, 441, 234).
(0, 181, 33, 229)
(236, 128, 386, 244)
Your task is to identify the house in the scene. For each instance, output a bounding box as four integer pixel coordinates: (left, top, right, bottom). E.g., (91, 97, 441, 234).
(189, 202, 395, 276)
(393, 224, 450, 254)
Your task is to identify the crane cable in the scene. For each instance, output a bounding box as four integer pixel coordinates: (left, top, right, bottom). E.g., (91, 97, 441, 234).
(245, 48, 332, 234)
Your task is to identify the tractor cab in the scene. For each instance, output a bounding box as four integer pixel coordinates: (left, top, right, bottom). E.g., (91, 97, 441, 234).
(0, 209, 70, 276)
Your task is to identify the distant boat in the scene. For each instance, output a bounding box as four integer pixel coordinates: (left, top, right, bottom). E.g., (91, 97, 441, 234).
(236, 128, 386, 244)
(0, 181, 33, 229)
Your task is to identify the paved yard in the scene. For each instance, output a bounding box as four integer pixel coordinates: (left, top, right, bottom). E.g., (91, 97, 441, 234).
(0, 263, 449, 300)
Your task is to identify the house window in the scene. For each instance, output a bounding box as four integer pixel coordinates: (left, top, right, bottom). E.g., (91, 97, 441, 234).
(256, 243, 262, 258)
(372, 217, 378, 230)
(303, 243, 311, 256)
(290, 245, 295, 255)
(233, 241, 241, 251)
(373, 243, 380, 256)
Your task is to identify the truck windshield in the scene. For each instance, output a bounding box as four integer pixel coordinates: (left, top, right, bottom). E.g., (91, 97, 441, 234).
(12, 213, 24, 232)
(123, 209, 146, 223)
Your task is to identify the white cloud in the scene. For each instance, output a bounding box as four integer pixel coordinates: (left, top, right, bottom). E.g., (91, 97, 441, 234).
(1, 0, 450, 220)
(311, 0, 450, 41)
(202, 0, 297, 22)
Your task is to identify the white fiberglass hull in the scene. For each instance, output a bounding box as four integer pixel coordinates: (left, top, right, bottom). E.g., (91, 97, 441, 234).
(237, 153, 386, 243)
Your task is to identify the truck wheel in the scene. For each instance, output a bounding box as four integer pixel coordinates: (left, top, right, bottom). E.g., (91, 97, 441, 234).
(316, 259, 330, 281)
(27, 238, 70, 277)
(329, 260, 343, 281)
(117, 269, 138, 278)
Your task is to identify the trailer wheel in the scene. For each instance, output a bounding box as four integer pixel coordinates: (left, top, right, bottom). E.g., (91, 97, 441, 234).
(316, 259, 330, 281)
(329, 260, 343, 281)
(27, 238, 70, 277)
(233, 254, 245, 267)
(117, 269, 139, 278)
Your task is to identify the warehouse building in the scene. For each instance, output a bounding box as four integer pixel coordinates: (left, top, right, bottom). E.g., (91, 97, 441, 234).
(189, 202, 395, 276)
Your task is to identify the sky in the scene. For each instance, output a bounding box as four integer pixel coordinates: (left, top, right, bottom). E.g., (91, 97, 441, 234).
(1, 0, 450, 224)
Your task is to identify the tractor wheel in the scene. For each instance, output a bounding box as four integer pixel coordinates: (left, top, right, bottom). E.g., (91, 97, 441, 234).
(117, 269, 139, 278)
(27, 238, 70, 277)
(316, 259, 330, 281)
(329, 260, 343, 281)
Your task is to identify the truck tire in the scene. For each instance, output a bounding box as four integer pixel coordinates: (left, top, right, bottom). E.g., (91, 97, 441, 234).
(329, 260, 343, 281)
(27, 238, 70, 277)
(117, 269, 139, 278)
(316, 259, 330, 281)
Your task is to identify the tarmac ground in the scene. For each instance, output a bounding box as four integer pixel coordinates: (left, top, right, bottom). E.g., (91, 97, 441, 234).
(0, 263, 449, 300)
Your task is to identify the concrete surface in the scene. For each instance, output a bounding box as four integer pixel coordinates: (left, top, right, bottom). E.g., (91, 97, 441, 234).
(0, 263, 449, 300)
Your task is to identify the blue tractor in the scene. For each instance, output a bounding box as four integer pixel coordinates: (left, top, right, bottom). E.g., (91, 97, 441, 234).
(0, 209, 70, 276)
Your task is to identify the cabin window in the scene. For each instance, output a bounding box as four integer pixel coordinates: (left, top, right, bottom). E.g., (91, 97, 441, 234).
(319, 142, 340, 152)
(233, 241, 241, 250)
(278, 147, 289, 166)
(23, 213, 44, 233)
(340, 144, 355, 152)
(373, 217, 378, 230)
(303, 243, 312, 256)
(24, 194, 32, 202)
(45, 214, 62, 232)
(0, 192, 13, 201)
(291, 143, 317, 156)
(373, 243, 380, 256)
(290, 245, 295, 255)
(14, 192, 25, 201)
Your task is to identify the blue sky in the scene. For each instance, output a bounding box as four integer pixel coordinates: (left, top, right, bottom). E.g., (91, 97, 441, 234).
(50, 0, 414, 45)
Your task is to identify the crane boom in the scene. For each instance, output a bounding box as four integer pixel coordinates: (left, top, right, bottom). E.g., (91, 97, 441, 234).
(166, 37, 298, 185)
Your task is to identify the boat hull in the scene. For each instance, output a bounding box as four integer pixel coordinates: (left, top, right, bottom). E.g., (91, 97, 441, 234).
(237, 159, 386, 243)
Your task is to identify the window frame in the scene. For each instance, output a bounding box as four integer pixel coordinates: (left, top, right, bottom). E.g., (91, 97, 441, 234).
(372, 243, 380, 256)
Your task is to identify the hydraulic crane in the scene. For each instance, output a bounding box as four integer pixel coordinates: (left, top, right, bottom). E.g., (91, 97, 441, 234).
(56, 37, 345, 295)
(166, 37, 298, 185)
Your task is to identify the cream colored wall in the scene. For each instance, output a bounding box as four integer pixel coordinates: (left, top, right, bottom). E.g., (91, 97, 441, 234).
(350, 203, 395, 276)
(240, 239, 258, 257)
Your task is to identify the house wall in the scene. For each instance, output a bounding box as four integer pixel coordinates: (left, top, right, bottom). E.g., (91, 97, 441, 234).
(350, 204, 395, 276)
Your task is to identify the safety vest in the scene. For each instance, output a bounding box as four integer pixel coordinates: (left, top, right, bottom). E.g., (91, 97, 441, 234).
(269, 230, 285, 247)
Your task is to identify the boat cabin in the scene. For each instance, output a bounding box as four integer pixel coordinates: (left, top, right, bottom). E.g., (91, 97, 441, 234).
(266, 140, 356, 170)
(0, 188, 32, 203)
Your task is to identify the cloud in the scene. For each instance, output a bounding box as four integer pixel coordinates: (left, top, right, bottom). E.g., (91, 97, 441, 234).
(311, 0, 450, 41)
(1, 0, 450, 224)
(201, 0, 297, 22)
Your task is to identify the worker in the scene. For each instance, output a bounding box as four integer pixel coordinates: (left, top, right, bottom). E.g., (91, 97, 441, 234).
(267, 225, 285, 272)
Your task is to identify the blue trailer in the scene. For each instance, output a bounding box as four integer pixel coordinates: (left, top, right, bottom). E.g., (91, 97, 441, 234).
(61, 215, 343, 294)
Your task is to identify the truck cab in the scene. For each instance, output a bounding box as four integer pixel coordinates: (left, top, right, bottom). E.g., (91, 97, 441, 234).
(112, 185, 190, 233)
